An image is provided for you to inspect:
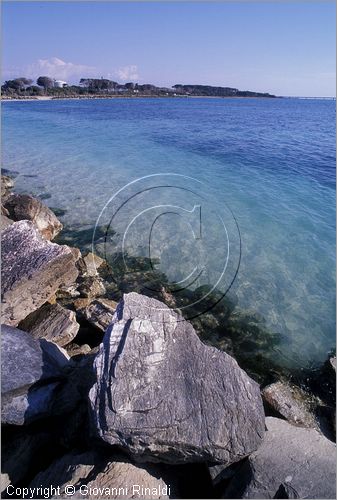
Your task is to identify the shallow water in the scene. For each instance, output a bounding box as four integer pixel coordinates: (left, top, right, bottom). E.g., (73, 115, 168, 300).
(2, 97, 335, 371)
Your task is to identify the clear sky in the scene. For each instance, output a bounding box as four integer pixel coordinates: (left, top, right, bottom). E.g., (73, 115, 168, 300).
(2, 1, 336, 97)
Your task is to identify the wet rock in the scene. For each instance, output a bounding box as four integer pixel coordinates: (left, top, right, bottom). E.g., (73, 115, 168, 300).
(75, 298, 118, 332)
(19, 303, 80, 347)
(1, 324, 70, 425)
(329, 356, 336, 371)
(1, 221, 79, 326)
(4, 193, 63, 240)
(78, 252, 105, 277)
(89, 292, 265, 464)
(223, 417, 336, 499)
(77, 276, 106, 298)
(262, 380, 317, 428)
(29, 451, 173, 499)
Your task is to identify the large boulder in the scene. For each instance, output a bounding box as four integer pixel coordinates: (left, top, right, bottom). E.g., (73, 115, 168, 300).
(223, 417, 336, 499)
(1, 324, 71, 425)
(29, 451, 173, 499)
(1, 221, 79, 326)
(4, 193, 63, 240)
(19, 302, 80, 347)
(89, 292, 265, 464)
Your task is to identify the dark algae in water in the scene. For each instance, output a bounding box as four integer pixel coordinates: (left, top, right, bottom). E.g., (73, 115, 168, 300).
(54, 221, 335, 391)
(55, 224, 111, 252)
(99, 249, 285, 385)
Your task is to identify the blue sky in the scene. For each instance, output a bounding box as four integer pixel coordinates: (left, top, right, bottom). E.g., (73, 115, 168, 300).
(2, 1, 336, 96)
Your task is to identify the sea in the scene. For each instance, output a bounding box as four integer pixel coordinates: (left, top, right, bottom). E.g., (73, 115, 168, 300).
(2, 97, 335, 374)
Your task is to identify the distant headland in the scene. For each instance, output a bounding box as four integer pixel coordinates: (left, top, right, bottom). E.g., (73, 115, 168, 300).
(1, 76, 277, 99)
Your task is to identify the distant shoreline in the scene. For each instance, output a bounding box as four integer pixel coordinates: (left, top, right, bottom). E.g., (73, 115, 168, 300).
(2, 95, 335, 103)
(2, 95, 283, 102)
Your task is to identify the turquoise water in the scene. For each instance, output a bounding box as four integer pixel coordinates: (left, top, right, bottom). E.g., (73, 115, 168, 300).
(2, 97, 335, 370)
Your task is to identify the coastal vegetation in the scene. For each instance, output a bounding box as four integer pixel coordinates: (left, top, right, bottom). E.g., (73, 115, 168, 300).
(1, 76, 277, 99)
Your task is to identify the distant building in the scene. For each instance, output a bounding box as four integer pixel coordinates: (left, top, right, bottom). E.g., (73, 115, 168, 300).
(54, 80, 68, 88)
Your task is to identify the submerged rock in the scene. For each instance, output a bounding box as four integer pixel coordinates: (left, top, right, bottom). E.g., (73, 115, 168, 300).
(19, 302, 80, 347)
(1, 324, 70, 425)
(223, 417, 336, 499)
(1, 221, 79, 326)
(4, 193, 63, 240)
(262, 380, 317, 428)
(77, 252, 105, 277)
(89, 292, 265, 464)
(29, 451, 173, 499)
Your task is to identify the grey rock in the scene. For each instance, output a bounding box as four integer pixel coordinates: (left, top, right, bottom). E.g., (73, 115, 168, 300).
(262, 380, 317, 428)
(89, 292, 265, 464)
(1, 428, 55, 493)
(73, 298, 91, 310)
(1, 324, 70, 425)
(274, 482, 300, 498)
(223, 417, 336, 499)
(78, 276, 106, 298)
(29, 451, 98, 498)
(1, 204, 14, 230)
(29, 452, 172, 499)
(4, 193, 63, 240)
(48, 353, 94, 422)
(1, 221, 79, 326)
(1, 204, 10, 217)
(75, 297, 118, 332)
(1, 175, 14, 199)
(208, 463, 239, 487)
(329, 356, 336, 371)
(56, 283, 80, 300)
(66, 343, 92, 357)
(77, 252, 105, 277)
(19, 302, 80, 347)
(1, 214, 13, 230)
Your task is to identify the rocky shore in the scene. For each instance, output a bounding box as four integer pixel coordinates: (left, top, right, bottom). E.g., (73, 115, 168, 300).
(1, 174, 336, 499)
